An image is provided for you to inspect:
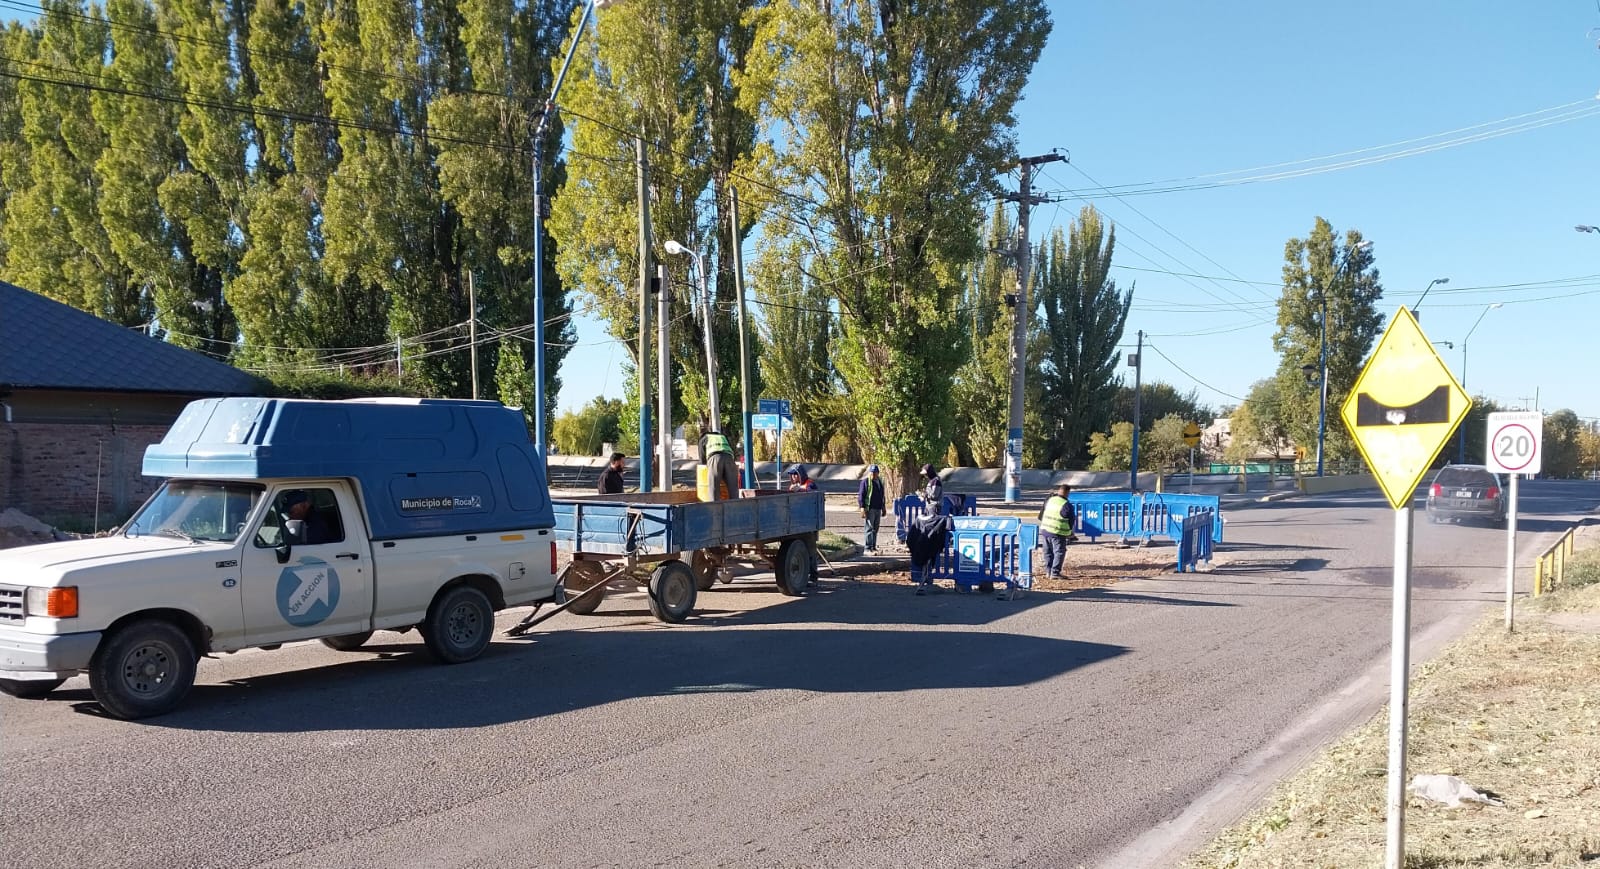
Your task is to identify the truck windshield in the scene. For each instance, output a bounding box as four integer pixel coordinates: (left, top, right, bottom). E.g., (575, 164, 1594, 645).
(124, 481, 265, 543)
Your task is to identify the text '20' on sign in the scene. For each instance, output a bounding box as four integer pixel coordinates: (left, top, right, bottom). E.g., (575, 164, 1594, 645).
(1485, 411, 1542, 475)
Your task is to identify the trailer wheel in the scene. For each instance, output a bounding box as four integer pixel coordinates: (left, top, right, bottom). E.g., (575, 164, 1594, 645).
(647, 560, 697, 623)
(320, 631, 373, 651)
(420, 585, 494, 664)
(775, 538, 812, 597)
(0, 678, 66, 699)
(692, 550, 717, 591)
(88, 619, 197, 720)
(562, 560, 608, 615)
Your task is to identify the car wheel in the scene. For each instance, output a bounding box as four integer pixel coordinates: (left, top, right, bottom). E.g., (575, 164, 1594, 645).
(88, 619, 198, 720)
(421, 584, 494, 664)
(0, 677, 66, 699)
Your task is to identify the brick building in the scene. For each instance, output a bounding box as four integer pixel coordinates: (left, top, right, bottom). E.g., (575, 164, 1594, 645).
(0, 281, 262, 524)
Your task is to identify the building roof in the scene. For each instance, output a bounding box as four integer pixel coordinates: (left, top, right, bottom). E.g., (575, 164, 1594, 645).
(0, 281, 263, 396)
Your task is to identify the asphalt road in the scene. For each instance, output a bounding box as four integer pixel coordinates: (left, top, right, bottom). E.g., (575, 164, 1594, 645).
(3, 480, 1595, 868)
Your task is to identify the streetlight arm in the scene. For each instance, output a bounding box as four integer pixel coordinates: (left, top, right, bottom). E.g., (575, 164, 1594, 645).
(535, 0, 599, 143)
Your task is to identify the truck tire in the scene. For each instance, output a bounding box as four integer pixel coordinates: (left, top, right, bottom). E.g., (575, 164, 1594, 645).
(647, 560, 697, 623)
(562, 561, 607, 615)
(775, 538, 812, 597)
(420, 585, 494, 664)
(88, 619, 197, 720)
(320, 631, 374, 652)
(0, 678, 66, 699)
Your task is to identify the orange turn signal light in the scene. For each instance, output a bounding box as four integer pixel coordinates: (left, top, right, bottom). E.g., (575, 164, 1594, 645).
(45, 586, 79, 618)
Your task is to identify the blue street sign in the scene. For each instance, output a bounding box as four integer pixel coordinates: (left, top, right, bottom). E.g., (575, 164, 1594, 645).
(752, 413, 795, 431)
(758, 398, 791, 417)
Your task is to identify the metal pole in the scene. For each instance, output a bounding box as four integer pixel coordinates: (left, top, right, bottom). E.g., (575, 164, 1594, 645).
(531, 0, 600, 470)
(698, 254, 720, 434)
(657, 265, 672, 491)
(1316, 288, 1328, 477)
(1005, 162, 1031, 505)
(1385, 504, 1415, 869)
(1130, 329, 1144, 491)
(468, 271, 478, 399)
(637, 135, 653, 492)
(1505, 472, 1518, 631)
(731, 188, 755, 490)
(1189, 447, 1195, 493)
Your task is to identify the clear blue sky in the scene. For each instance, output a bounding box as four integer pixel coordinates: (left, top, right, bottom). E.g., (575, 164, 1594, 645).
(560, 0, 1600, 422)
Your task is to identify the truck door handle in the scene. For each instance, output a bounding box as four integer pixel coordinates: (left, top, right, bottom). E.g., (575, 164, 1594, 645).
(336, 552, 360, 560)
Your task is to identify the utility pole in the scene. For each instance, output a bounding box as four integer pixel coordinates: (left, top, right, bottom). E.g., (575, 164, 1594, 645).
(636, 135, 653, 491)
(1131, 330, 1144, 491)
(731, 188, 756, 491)
(1002, 150, 1066, 504)
(467, 271, 478, 399)
(657, 264, 673, 491)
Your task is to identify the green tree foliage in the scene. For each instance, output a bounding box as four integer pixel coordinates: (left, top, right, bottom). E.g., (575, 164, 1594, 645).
(1109, 382, 1213, 433)
(553, 397, 625, 457)
(1143, 413, 1194, 471)
(1035, 207, 1132, 467)
(1224, 379, 1294, 462)
(1087, 421, 1137, 472)
(739, 0, 1050, 493)
(548, 0, 756, 435)
(752, 237, 836, 461)
(1450, 393, 1503, 466)
(950, 205, 1012, 467)
(1275, 217, 1383, 462)
(495, 338, 537, 432)
(1542, 409, 1583, 479)
(1576, 425, 1600, 478)
(0, 0, 574, 408)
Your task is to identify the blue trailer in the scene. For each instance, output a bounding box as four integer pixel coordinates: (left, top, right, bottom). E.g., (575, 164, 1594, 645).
(509, 489, 826, 629)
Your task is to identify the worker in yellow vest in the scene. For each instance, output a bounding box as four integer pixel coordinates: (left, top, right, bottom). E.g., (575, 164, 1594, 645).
(1038, 482, 1077, 578)
(700, 430, 741, 500)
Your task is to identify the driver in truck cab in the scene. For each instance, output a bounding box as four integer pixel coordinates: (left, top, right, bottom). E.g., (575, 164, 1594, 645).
(281, 490, 335, 545)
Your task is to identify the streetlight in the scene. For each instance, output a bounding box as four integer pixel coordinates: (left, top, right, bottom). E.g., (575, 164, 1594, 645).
(1457, 302, 1502, 462)
(663, 239, 719, 433)
(1576, 225, 1600, 233)
(530, 0, 624, 466)
(1412, 277, 1449, 321)
(1432, 340, 1454, 350)
(1310, 238, 1373, 476)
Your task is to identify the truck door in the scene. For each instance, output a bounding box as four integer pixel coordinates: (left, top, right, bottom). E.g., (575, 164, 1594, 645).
(240, 483, 373, 647)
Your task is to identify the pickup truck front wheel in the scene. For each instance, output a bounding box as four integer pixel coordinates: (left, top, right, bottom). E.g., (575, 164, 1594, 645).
(421, 585, 493, 664)
(88, 620, 197, 720)
(0, 678, 66, 699)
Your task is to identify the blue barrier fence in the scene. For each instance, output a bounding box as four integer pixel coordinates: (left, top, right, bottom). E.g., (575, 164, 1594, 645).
(1071, 491, 1222, 544)
(893, 493, 979, 542)
(912, 516, 1038, 597)
(1176, 511, 1215, 572)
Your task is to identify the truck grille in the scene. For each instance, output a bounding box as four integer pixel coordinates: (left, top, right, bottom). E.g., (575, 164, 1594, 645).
(0, 584, 22, 624)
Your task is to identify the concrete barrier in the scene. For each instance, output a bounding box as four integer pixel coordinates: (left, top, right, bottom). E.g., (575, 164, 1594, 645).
(1297, 473, 1376, 495)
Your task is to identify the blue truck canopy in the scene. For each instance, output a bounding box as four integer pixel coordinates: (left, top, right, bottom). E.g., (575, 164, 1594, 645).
(144, 397, 554, 539)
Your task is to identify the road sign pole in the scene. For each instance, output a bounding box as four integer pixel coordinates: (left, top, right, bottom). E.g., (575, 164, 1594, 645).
(1506, 472, 1518, 631)
(776, 425, 783, 490)
(1188, 447, 1195, 492)
(1385, 504, 1414, 869)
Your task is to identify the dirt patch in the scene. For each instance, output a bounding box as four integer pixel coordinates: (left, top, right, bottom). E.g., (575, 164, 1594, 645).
(1185, 582, 1600, 869)
(0, 508, 64, 549)
(845, 541, 1189, 591)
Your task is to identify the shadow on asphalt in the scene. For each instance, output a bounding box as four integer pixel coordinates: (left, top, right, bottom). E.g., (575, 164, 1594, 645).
(62, 622, 1129, 731)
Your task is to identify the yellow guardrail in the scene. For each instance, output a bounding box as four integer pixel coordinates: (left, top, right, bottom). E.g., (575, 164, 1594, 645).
(1533, 527, 1577, 596)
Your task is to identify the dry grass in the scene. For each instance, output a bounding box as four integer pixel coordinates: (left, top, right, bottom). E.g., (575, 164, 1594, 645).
(1185, 580, 1600, 869)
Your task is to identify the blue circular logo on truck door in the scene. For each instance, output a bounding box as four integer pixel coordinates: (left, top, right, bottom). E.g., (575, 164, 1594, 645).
(276, 557, 341, 627)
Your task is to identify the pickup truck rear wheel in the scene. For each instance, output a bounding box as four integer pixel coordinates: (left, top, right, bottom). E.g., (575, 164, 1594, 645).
(420, 585, 494, 664)
(320, 631, 374, 652)
(88, 619, 197, 720)
(0, 677, 66, 699)
(647, 560, 697, 623)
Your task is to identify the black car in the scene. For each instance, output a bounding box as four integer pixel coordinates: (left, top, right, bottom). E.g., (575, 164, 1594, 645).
(1425, 464, 1506, 527)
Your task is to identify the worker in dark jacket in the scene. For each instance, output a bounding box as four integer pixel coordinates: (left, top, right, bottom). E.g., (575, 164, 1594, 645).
(921, 463, 945, 515)
(597, 452, 626, 495)
(857, 464, 887, 555)
(1038, 482, 1077, 578)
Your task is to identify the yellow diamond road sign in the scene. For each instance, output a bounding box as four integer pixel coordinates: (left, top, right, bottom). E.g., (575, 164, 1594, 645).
(1340, 306, 1470, 510)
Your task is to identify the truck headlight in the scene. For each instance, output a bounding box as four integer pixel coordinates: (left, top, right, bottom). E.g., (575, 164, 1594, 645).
(25, 586, 79, 618)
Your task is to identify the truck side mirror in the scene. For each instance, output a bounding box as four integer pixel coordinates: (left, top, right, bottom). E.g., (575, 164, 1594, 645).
(277, 519, 304, 563)
(275, 540, 292, 564)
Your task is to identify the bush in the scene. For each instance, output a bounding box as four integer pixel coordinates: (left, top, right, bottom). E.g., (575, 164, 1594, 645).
(553, 398, 624, 457)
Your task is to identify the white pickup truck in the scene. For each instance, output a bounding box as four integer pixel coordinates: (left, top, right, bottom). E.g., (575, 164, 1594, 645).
(0, 397, 560, 719)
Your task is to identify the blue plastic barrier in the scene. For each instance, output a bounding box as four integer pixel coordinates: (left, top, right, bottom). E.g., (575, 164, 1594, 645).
(1176, 510, 1215, 572)
(894, 493, 979, 542)
(913, 516, 1038, 597)
(1069, 492, 1222, 544)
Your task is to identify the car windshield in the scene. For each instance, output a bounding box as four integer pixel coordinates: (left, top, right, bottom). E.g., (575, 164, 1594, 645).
(1434, 467, 1497, 488)
(123, 481, 265, 543)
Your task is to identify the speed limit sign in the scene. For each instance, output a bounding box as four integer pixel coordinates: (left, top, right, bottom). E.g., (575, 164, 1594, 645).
(1485, 411, 1542, 474)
